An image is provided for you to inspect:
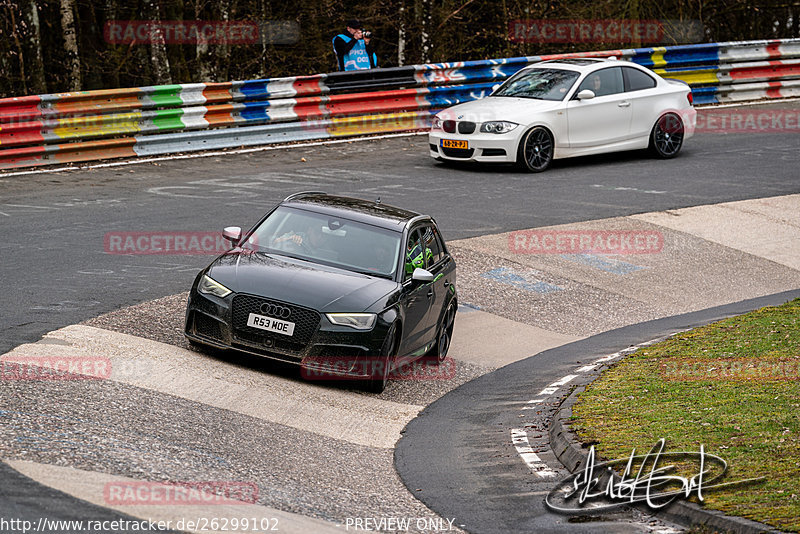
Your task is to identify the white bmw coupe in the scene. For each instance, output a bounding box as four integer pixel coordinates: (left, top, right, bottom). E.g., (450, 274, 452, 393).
(429, 58, 697, 172)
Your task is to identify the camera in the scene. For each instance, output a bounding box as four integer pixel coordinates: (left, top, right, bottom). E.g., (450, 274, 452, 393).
(362, 30, 372, 39)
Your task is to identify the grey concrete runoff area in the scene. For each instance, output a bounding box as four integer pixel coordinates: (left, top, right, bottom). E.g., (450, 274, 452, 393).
(0, 100, 799, 533)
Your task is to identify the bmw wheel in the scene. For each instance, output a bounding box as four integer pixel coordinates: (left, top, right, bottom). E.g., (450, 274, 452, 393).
(428, 301, 456, 365)
(518, 126, 553, 172)
(650, 113, 684, 158)
(366, 323, 398, 393)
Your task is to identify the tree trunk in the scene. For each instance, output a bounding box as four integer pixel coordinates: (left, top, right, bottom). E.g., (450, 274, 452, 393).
(196, 0, 212, 81)
(259, 0, 269, 77)
(215, 0, 232, 81)
(59, 0, 81, 91)
(147, 0, 172, 84)
(26, 0, 46, 93)
(7, 3, 27, 94)
(103, 0, 120, 88)
(398, 3, 406, 66)
(419, 0, 432, 63)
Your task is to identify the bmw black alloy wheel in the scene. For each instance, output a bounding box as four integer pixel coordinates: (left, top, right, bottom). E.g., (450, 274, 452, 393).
(651, 113, 684, 158)
(519, 126, 553, 172)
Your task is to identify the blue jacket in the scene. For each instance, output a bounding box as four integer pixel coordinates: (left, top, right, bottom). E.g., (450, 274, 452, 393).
(332, 33, 377, 71)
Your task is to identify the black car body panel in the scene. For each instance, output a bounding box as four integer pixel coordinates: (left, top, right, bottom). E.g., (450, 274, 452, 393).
(206, 252, 399, 312)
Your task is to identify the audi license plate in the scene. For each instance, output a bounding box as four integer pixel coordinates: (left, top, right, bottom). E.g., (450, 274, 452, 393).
(247, 313, 295, 336)
(440, 139, 468, 149)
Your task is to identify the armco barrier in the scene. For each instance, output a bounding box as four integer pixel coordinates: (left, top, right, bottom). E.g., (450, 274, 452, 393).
(1, 38, 799, 170)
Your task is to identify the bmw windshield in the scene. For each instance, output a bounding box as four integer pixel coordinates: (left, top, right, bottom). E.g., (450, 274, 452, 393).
(492, 68, 580, 101)
(245, 206, 402, 279)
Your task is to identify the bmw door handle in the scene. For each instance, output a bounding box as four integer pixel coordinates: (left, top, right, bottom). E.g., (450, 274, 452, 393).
(618, 101, 631, 108)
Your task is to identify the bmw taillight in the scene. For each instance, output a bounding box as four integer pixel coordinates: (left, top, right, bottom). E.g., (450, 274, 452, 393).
(687, 91, 694, 106)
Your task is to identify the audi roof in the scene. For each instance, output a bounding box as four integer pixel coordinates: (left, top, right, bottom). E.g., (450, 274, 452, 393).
(280, 192, 426, 231)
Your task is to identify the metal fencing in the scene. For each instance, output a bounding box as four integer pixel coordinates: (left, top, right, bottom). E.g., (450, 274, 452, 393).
(1, 38, 798, 169)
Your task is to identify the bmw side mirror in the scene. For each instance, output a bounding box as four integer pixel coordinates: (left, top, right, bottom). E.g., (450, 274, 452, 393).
(222, 226, 242, 245)
(577, 89, 596, 100)
(412, 268, 435, 283)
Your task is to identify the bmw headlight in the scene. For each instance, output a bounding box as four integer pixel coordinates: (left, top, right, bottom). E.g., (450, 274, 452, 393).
(431, 116, 443, 130)
(480, 121, 519, 134)
(325, 313, 377, 330)
(198, 274, 232, 298)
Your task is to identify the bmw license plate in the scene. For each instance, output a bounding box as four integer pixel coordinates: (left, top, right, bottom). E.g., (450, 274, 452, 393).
(247, 313, 295, 336)
(440, 139, 468, 149)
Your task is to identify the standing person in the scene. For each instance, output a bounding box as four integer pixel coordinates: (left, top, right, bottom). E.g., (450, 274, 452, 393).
(332, 19, 378, 71)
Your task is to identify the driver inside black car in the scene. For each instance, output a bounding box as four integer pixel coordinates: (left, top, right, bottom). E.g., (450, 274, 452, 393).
(272, 220, 339, 261)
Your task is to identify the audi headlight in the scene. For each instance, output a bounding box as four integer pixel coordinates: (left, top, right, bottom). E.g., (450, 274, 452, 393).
(431, 116, 443, 131)
(198, 274, 232, 298)
(325, 313, 377, 330)
(480, 121, 519, 134)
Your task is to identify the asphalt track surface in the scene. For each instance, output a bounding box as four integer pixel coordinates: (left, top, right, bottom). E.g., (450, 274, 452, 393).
(1, 102, 799, 356)
(0, 101, 799, 531)
(396, 289, 800, 534)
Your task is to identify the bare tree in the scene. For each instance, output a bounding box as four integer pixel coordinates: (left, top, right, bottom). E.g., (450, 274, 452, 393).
(59, 0, 81, 90)
(196, 0, 212, 81)
(147, 0, 172, 84)
(398, 3, 406, 66)
(26, 0, 46, 93)
(6, 2, 28, 94)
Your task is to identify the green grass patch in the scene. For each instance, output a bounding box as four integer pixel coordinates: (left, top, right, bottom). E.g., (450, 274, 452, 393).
(571, 298, 800, 532)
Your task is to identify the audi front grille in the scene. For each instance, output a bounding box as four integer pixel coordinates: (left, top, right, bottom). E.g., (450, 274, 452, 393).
(231, 294, 321, 352)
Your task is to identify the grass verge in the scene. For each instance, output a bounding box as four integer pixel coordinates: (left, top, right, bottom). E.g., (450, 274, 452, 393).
(571, 298, 800, 532)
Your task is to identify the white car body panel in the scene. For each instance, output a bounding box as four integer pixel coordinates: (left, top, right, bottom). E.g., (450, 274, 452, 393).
(428, 59, 697, 166)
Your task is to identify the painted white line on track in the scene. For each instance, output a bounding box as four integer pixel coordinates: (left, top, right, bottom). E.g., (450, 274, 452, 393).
(511, 429, 558, 478)
(549, 374, 578, 387)
(0, 131, 429, 177)
(513, 336, 678, 479)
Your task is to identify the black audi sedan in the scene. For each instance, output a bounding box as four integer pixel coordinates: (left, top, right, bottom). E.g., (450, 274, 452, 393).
(184, 192, 457, 392)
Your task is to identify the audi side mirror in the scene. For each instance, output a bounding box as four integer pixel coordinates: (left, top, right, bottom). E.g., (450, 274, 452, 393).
(222, 226, 242, 245)
(412, 268, 435, 283)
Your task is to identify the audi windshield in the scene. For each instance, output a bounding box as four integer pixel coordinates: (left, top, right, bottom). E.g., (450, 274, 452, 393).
(492, 68, 580, 101)
(246, 206, 402, 278)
